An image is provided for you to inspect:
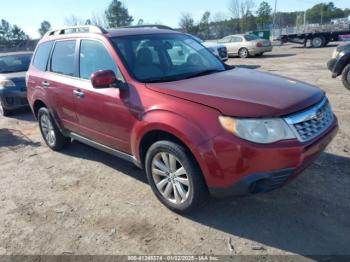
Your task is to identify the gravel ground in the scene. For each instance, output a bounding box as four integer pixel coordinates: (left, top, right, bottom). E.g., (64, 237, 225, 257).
(0, 43, 349, 259)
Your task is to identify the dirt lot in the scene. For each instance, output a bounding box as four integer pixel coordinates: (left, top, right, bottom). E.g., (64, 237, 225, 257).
(0, 43, 349, 258)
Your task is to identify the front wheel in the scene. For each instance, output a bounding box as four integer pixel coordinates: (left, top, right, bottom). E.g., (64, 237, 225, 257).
(145, 141, 209, 213)
(341, 64, 350, 91)
(0, 102, 10, 117)
(38, 107, 70, 151)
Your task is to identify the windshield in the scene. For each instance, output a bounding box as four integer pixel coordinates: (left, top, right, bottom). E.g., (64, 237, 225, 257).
(111, 33, 225, 83)
(244, 34, 260, 41)
(0, 54, 32, 73)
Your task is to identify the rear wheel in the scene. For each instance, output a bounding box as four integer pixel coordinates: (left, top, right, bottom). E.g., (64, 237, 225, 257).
(238, 48, 249, 58)
(145, 141, 208, 213)
(38, 107, 70, 151)
(311, 36, 326, 48)
(341, 64, 350, 91)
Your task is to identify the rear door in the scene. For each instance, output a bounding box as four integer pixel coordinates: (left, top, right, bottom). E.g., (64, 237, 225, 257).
(73, 39, 131, 153)
(46, 40, 80, 132)
(230, 36, 244, 54)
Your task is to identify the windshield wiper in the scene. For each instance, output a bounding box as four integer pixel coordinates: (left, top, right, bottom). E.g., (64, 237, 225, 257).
(184, 69, 224, 80)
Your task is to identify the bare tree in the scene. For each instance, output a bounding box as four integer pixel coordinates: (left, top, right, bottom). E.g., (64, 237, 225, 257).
(179, 13, 196, 34)
(65, 15, 85, 26)
(90, 13, 108, 28)
(229, 0, 241, 19)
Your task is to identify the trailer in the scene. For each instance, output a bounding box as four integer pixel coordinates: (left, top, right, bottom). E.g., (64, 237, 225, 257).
(278, 23, 350, 48)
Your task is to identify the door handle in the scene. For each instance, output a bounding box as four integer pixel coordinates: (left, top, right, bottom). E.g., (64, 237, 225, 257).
(42, 81, 50, 88)
(73, 89, 85, 98)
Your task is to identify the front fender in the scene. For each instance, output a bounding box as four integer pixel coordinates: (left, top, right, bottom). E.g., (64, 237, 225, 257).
(333, 53, 350, 77)
(131, 107, 221, 165)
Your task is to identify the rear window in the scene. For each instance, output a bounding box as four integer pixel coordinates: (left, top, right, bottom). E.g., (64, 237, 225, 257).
(244, 34, 259, 41)
(32, 41, 53, 71)
(51, 40, 76, 76)
(0, 54, 32, 73)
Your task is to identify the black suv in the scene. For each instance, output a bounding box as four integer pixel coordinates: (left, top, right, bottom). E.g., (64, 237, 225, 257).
(328, 43, 350, 90)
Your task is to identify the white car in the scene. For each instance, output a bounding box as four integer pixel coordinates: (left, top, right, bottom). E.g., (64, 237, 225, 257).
(218, 34, 273, 58)
(189, 35, 228, 62)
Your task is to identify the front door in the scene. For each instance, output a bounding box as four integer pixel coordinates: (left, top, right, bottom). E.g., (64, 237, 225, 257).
(73, 39, 132, 153)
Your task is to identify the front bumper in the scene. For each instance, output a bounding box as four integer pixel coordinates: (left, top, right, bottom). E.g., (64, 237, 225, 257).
(197, 119, 338, 198)
(0, 88, 28, 110)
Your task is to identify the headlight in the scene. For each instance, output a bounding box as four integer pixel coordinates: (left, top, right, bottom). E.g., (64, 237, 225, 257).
(332, 49, 339, 59)
(219, 116, 296, 144)
(0, 79, 16, 88)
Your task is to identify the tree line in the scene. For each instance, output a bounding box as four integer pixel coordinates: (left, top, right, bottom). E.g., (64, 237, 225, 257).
(180, 1, 350, 39)
(1, 0, 350, 44)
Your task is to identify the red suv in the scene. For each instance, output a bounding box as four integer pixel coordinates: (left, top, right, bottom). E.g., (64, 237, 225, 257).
(27, 26, 338, 213)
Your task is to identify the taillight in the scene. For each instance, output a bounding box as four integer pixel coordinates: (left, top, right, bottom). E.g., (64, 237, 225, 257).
(256, 42, 263, 48)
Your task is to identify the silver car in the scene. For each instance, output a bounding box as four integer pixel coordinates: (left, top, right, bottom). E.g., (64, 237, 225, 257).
(189, 35, 228, 61)
(218, 34, 273, 58)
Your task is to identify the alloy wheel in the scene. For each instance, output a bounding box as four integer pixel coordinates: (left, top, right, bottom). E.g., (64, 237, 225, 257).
(40, 113, 56, 147)
(151, 152, 190, 204)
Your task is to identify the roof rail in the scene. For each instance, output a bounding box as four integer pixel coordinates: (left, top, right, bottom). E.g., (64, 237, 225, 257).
(45, 25, 108, 37)
(119, 24, 174, 30)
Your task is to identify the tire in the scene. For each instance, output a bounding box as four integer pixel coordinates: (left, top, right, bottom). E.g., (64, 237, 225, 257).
(38, 107, 70, 151)
(311, 36, 326, 48)
(145, 141, 209, 213)
(0, 102, 10, 117)
(238, 48, 249, 58)
(341, 64, 350, 91)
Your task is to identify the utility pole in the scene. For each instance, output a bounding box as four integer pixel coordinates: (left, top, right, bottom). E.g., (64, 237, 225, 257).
(272, 0, 278, 30)
(304, 10, 307, 31)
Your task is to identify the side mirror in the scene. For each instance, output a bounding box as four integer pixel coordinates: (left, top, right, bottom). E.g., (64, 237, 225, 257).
(91, 70, 118, 89)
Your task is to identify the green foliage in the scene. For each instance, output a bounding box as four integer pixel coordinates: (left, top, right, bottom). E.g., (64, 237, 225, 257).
(256, 1, 272, 29)
(105, 0, 133, 28)
(198, 12, 211, 39)
(38, 21, 51, 37)
(306, 2, 345, 24)
(0, 19, 28, 43)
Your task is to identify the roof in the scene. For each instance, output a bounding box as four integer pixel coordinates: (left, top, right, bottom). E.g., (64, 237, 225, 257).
(107, 28, 178, 37)
(0, 51, 33, 57)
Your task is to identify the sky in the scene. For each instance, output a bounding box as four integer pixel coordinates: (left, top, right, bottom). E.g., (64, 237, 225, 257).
(0, 0, 349, 38)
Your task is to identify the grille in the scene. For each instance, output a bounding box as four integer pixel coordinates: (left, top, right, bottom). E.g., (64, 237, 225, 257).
(285, 99, 334, 142)
(218, 47, 227, 59)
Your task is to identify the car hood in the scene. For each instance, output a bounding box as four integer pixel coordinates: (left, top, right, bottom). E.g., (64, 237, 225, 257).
(147, 68, 324, 117)
(0, 71, 27, 87)
(203, 42, 225, 49)
(0, 71, 26, 79)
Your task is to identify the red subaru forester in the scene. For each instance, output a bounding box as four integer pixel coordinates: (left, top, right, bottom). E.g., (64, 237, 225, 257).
(27, 26, 338, 213)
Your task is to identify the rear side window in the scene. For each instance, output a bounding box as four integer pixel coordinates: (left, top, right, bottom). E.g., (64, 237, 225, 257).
(51, 40, 76, 76)
(79, 40, 121, 80)
(32, 41, 53, 71)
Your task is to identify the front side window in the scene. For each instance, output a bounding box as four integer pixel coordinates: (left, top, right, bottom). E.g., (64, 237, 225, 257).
(0, 54, 32, 73)
(111, 33, 225, 83)
(218, 36, 232, 43)
(51, 40, 76, 76)
(32, 41, 53, 71)
(79, 40, 122, 80)
(232, 36, 243, 43)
